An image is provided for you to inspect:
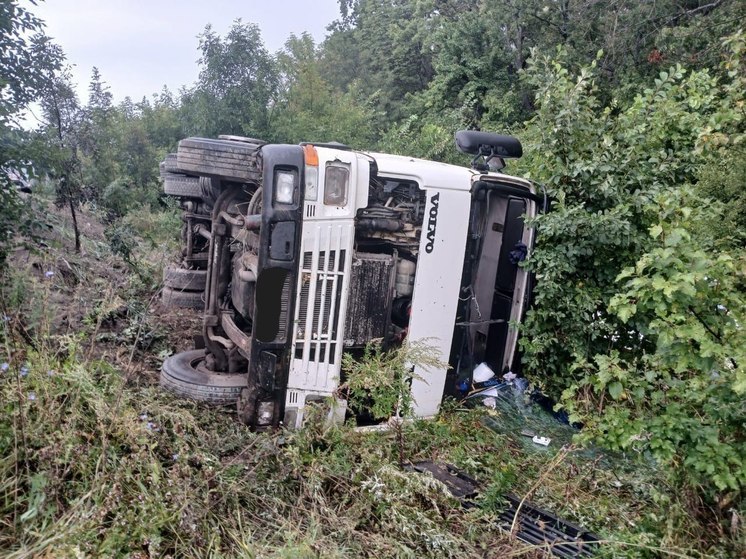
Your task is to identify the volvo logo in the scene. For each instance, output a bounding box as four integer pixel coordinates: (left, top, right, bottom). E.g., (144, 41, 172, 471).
(424, 192, 440, 254)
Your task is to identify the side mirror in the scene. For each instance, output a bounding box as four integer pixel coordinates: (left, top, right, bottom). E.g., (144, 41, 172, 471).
(455, 131, 522, 172)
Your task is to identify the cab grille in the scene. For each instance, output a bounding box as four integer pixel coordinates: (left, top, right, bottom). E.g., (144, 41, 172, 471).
(295, 249, 346, 364)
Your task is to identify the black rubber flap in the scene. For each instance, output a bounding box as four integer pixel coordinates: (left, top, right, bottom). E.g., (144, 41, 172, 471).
(406, 461, 479, 500)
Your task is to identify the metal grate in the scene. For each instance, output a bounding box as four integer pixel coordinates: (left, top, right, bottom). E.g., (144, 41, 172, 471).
(295, 249, 346, 365)
(497, 494, 599, 558)
(276, 271, 292, 340)
(408, 462, 599, 558)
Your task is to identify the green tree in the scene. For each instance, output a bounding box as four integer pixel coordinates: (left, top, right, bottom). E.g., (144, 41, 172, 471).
(181, 20, 278, 139)
(567, 187, 746, 497)
(518, 34, 745, 510)
(272, 33, 377, 146)
(322, 0, 439, 123)
(78, 67, 117, 200)
(0, 0, 63, 267)
(37, 63, 84, 251)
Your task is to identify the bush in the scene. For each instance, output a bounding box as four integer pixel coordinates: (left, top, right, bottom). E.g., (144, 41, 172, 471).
(518, 35, 745, 519)
(562, 187, 746, 497)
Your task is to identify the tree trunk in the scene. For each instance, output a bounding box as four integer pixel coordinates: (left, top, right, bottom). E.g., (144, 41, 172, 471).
(50, 81, 81, 253)
(67, 192, 80, 252)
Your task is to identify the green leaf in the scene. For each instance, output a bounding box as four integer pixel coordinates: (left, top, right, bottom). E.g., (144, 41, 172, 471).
(615, 303, 637, 323)
(608, 381, 624, 400)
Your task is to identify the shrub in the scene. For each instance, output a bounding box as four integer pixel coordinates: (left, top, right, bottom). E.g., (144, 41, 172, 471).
(518, 34, 745, 517)
(562, 187, 746, 498)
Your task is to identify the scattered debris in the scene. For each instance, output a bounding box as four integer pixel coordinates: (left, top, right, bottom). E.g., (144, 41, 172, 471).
(408, 461, 600, 557)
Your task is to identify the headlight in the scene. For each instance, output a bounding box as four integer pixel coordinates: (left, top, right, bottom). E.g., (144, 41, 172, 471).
(324, 164, 349, 206)
(274, 170, 296, 205)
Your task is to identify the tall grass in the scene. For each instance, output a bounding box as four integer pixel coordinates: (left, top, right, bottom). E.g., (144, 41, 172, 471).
(0, 202, 741, 558)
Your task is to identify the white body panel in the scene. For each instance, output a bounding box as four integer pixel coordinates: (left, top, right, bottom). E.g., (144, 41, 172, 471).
(364, 154, 477, 418)
(407, 187, 471, 417)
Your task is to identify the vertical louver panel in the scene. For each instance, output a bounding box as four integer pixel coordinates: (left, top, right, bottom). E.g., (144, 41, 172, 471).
(288, 221, 354, 396)
(276, 272, 291, 340)
(294, 248, 346, 366)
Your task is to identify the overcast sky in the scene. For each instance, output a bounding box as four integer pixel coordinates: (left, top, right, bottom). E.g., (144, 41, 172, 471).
(30, 0, 341, 104)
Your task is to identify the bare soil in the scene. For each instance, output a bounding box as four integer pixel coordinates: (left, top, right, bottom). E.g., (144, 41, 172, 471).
(5, 199, 202, 386)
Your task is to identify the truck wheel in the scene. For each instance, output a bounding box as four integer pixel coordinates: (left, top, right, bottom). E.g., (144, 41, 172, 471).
(176, 137, 262, 183)
(163, 173, 203, 198)
(161, 350, 247, 405)
(199, 176, 222, 210)
(163, 265, 207, 290)
(161, 286, 203, 309)
(164, 152, 181, 173)
(218, 134, 267, 145)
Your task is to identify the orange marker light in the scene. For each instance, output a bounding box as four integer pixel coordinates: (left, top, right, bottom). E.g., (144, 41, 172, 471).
(303, 144, 319, 167)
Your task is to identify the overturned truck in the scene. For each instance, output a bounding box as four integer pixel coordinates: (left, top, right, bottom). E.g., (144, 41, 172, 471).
(160, 131, 541, 428)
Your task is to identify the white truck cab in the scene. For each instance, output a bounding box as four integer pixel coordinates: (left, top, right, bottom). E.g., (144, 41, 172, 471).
(161, 131, 540, 429)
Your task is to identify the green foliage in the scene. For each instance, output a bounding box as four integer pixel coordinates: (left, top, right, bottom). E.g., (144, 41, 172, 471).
(342, 341, 445, 420)
(181, 19, 277, 138)
(323, 0, 438, 124)
(78, 67, 118, 196)
(0, 0, 63, 268)
(519, 35, 746, 514)
(695, 145, 746, 247)
(0, 168, 39, 267)
(518, 45, 731, 393)
(378, 113, 461, 163)
(562, 187, 746, 496)
(105, 221, 138, 265)
(1, 176, 741, 558)
(0, 0, 62, 122)
(121, 200, 181, 249)
(2, 2, 744, 554)
(272, 34, 378, 146)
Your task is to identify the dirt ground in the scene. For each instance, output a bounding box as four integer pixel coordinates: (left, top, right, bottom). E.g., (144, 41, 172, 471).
(5, 198, 202, 386)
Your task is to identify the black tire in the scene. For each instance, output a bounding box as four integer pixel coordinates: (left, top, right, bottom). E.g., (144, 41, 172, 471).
(218, 134, 267, 145)
(199, 176, 222, 210)
(161, 350, 247, 405)
(177, 137, 262, 183)
(164, 152, 181, 173)
(163, 265, 207, 290)
(163, 173, 202, 198)
(161, 286, 204, 309)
